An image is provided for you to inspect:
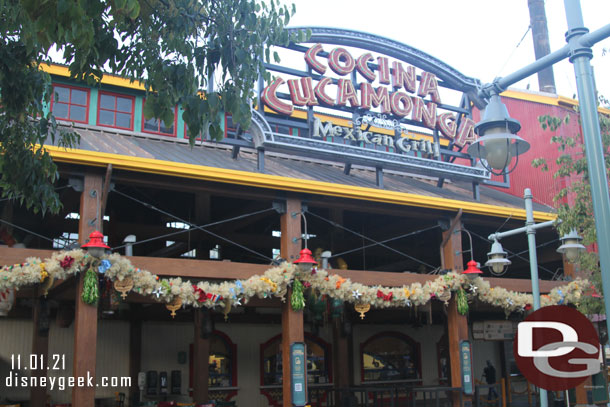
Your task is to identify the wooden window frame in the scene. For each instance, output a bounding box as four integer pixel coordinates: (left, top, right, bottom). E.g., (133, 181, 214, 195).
(141, 99, 177, 137)
(50, 84, 90, 124)
(97, 91, 135, 131)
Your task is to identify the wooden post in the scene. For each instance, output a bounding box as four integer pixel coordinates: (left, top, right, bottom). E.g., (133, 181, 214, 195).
(441, 211, 471, 407)
(30, 298, 49, 407)
(281, 198, 304, 407)
(332, 318, 351, 389)
(193, 309, 211, 403)
(72, 172, 102, 407)
(128, 305, 142, 406)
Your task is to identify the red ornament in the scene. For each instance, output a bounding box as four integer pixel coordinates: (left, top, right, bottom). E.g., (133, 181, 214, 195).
(59, 256, 74, 269)
(192, 285, 207, 303)
(524, 304, 532, 311)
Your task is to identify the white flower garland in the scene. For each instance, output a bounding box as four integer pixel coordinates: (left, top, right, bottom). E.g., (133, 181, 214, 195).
(0, 249, 587, 315)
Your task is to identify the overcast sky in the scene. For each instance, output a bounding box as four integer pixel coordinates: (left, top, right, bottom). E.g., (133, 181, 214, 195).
(280, 0, 610, 101)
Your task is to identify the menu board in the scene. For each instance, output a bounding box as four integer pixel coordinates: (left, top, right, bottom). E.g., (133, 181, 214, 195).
(472, 321, 517, 340)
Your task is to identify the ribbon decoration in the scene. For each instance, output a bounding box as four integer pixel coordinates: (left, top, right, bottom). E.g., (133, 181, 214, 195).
(59, 256, 74, 269)
(206, 293, 223, 303)
(192, 285, 207, 303)
(377, 290, 393, 301)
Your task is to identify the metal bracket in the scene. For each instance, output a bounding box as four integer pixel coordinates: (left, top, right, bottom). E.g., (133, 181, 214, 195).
(272, 201, 286, 214)
(68, 177, 83, 192)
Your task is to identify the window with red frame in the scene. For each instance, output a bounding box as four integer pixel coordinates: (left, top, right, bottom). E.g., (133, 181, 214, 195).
(51, 85, 89, 123)
(97, 92, 134, 130)
(142, 100, 176, 136)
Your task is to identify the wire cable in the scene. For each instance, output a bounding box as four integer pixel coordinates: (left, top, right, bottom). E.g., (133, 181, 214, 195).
(111, 188, 274, 261)
(305, 210, 437, 270)
(0, 218, 59, 246)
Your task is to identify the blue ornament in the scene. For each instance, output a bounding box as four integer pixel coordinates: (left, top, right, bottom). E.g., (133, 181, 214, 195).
(98, 259, 112, 274)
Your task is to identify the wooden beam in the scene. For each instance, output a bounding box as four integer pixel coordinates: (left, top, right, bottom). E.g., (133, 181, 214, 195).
(0, 247, 564, 293)
(442, 212, 470, 407)
(281, 198, 304, 407)
(72, 172, 102, 407)
(193, 309, 211, 403)
(100, 163, 113, 227)
(30, 298, 49, 407)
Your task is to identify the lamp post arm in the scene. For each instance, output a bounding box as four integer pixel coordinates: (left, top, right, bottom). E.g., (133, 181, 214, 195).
(477, 22, 610, 99)
(488, 219, 556, 242)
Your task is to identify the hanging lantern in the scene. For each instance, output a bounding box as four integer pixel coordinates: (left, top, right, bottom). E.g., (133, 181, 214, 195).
(557, 229, 586, 262)
(462, 260, 483, 279)
(294, 248, 317, 272)
(81, 231, 110, 258)
(485, 239, 511, 275)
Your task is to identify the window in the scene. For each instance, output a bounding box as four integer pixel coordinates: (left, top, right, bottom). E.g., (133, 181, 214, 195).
(97, 91, 134, 130)
(261, 333, 331, 386)
(361, 331, 421, 383)
(142, 100, 177, 136)
(51, 85, 89, 123)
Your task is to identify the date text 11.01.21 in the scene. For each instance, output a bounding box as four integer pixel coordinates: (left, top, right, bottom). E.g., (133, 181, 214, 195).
(11, 354, 65, 371)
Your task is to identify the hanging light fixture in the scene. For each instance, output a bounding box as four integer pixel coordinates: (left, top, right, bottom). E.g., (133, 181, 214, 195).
(485, 239, 511, 276)
(81, 230, 110, 258)
(463, 260, 483, 279)
(557, 229, 586, 261)
(293, 212, 317, 272)
(467, 94, 530, 175)
(460, 229, 483, 279)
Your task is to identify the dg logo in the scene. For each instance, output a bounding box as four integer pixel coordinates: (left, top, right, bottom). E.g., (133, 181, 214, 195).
(514, 305, 601, 391)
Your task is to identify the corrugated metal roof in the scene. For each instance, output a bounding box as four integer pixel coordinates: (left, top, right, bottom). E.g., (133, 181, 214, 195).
(54, 123, 554, 213)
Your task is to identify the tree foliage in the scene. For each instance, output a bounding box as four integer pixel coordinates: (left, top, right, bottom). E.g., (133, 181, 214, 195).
(532, 111, 610, 315)
(0, 0, 307, 214)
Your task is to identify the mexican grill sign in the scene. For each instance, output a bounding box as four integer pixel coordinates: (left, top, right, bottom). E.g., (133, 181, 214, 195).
(256, 28, 488, 182)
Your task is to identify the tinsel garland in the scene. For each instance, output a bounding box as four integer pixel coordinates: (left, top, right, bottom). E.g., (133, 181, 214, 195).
(457, 287, 468, 315)
(81, 268, 99, 305)
(291, 279, 305, 311)
(0, 249, 591, 316)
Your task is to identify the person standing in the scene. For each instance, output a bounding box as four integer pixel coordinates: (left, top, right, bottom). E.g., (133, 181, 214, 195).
(483, 360, 498, 401)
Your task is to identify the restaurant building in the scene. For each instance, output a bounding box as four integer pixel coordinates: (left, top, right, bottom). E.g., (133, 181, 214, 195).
(0, 28, 590, 407)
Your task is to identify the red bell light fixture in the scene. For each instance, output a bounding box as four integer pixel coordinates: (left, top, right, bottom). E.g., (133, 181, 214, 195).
(294, 247, 317, 272)
(463, 260, 483, 279)
(81, 231, 110, 258)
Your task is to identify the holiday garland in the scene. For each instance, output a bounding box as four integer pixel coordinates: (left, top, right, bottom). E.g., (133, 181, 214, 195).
(0, 249, 590, 315)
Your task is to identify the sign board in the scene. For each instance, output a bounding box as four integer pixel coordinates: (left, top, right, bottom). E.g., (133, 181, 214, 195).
(290, 342, 308, 406)
(460, 340, 474, 395)
(249, 27, 490, 188)
(473, 321, 517, 340)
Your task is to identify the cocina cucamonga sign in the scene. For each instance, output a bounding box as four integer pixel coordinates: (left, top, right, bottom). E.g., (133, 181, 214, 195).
(250, 28, 489, 186)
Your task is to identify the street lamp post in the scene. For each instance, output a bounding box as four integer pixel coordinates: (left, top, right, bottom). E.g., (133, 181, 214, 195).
(473, 2, 610, 403)
(487, 188, 555, 407)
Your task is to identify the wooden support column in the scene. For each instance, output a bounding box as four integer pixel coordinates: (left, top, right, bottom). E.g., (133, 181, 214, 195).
(281, 198, 304, 407)
(129, 305, 142, 406)
(332, 318, 351, 390)
(72, 172, 102, 407)
(30, 298, 49, 407)
(193, 309, 211, 403)
(441, 211, 471, 407)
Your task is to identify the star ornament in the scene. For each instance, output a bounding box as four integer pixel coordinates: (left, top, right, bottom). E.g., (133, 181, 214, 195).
(152, 287, 164, 298)
(404, 299, 412, 307)
(234, 297, 242, 306)
(469, 284, 478, 294)
(352, 290, 362, 299)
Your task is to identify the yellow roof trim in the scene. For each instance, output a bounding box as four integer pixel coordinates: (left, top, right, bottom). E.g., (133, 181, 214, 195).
(41, 63, 146, 91)
(501, 89, 610, 115)
(44, 145, 555, 222)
